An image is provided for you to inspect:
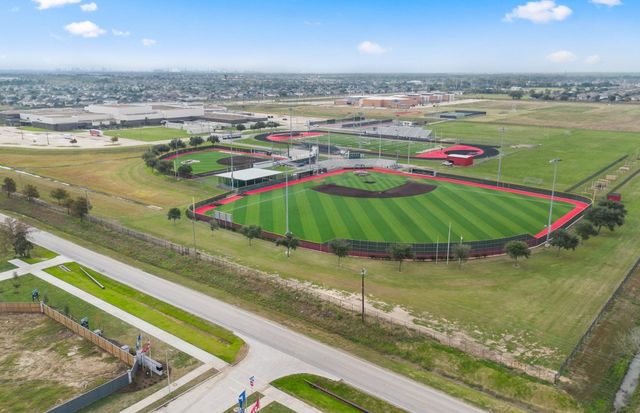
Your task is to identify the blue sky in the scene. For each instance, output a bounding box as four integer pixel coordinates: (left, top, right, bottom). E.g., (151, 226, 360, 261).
(0, 0, 635, 72)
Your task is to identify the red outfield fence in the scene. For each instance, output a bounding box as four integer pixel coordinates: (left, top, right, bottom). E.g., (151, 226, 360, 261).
(189, 168, 592, 259)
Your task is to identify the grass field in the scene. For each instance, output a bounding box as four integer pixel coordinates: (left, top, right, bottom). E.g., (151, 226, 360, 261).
(271, 374, 406, 413)
(167, 148, 273, 175)
(216, 170, 576, 244)
(21, 244, 57, 264)
(45, 262, 244, 363)
(105, 127, 190, 142)
(260, 402, 295, 412)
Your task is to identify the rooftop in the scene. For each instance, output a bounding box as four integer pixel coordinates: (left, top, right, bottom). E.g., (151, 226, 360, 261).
(215, 168, 281, 182)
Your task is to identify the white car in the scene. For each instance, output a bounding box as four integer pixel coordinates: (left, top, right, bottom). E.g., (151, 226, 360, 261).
(441, 160, 453, 166)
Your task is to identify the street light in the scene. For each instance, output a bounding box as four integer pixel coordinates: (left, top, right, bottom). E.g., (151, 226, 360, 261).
(546, 158, 562, 245)
(360, 268, 367, 323)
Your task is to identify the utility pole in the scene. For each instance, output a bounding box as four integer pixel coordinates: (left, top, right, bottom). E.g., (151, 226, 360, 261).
(361, 268, 367, 323)
(285, 170, 289, 235)
(497, 127, 505, 186)
(546, 158, 562, 245)
(191, 197, 197, 257)
(288, 107, 292, 158)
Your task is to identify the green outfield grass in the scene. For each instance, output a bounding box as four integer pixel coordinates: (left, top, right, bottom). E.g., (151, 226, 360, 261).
(44, 262, 244, 363)
(169, 149, 254, 174)
(216, 170, 574, 244)
(105, 127, 190, 142)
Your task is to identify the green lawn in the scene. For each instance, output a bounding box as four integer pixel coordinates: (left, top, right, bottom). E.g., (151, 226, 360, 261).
(216, 170, 575, 243)
(21, 245, 58, 264)
(44, 262, 244, 363)
(430, 121, 638, 191)
(0, 261, 16, 272)
(105, 127, 190, 142)
(19, 126, 52, 132)
(272, 374, 406, 413)
(260, 402, 295, 412)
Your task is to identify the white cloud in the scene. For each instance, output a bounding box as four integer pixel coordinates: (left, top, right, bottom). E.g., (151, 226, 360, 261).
(141, 38, 157, 47)
(80, 2, 97, 12)
(547, 50, 577, 63)
(64, 21, 106, 38)
(33, 0, 81, 10)
(504, 1, 572, 23)
(584, 54, 602, 64)
(357, 41, 390, 55)
(112, 29, 130, 37)
(591, 0, 622, 6)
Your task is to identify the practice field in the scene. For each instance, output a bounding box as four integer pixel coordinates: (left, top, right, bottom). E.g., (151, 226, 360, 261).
(105, 127, 190, 142)
(163, 149, 276, 175)
(212, 169, 583, 244)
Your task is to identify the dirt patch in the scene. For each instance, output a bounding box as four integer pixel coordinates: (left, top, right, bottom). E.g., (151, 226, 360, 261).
(312, 181, 437, 198)
(0, 313, 126, 391)
(216, 155, 265, 168)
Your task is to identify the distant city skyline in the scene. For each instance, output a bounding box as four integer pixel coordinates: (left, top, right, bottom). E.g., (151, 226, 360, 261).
(0, 0, 636, 73)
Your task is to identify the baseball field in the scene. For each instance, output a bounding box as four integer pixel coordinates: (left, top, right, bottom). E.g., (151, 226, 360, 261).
(213, 169, 582, 244)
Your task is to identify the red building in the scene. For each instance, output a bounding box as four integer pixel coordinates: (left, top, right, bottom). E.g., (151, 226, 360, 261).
(447, 154, 474, 167)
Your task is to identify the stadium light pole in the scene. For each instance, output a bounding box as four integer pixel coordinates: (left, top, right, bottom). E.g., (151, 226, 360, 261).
(546, 158, 562, 245)
(446, 222, 452, 265)
(378, 129, 382, 160)
(285, 170, 289, 235)
(407, 141, 411, 165)
(497, 127, 505, 186)
(288, 107, 292, 159)
(361, 267, 367, 323)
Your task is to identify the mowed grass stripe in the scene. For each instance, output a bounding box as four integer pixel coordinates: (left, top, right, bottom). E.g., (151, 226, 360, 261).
(405, 195, 452, 242)
(329, 196, 375, 241)
(385, 197, 434, 242)
(315, 192, 354, 239)
(443, 185, 526, 238)
(431, 188, 494, 240)
(349, 199, 405, 243)
(292, 186, 324, 241)
(372, 199, 421, 242)
(435, 186, 505, 238)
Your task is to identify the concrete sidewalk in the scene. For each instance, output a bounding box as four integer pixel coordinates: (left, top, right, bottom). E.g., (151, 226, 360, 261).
(0, 255, 70, 281)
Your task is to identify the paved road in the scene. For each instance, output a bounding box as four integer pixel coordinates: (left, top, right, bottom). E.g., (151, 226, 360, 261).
(18, 217, 482, 413)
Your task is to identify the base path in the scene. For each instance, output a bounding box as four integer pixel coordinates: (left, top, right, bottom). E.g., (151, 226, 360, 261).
(10, 214, 483, 413)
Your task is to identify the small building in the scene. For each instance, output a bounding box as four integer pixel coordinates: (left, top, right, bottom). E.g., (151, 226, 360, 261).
(447, 154, 474, 167)
(216, 168, 281, 188)
(608, 192, 622, 202)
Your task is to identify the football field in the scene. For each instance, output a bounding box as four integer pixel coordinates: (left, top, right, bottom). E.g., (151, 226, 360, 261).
(215, 170, 581, 243)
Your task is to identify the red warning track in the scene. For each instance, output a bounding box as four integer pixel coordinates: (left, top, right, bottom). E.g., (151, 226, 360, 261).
(415, 144, 484, 159)
(266, 131, 326, 142)
(196, 168, 589, 239)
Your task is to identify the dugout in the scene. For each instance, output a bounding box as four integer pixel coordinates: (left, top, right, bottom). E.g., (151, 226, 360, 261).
(447, 154, 474, 167)
(216, 168, 281, 188)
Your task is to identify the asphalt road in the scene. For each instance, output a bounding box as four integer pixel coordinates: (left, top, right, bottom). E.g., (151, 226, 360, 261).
(21, 219, 483, 413)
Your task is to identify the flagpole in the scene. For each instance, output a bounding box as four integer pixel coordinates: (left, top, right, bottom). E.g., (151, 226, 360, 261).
(446, 223, 451, 265)
(435, 235, 439, 264)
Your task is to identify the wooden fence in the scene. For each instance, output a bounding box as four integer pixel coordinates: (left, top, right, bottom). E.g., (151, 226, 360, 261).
(0, 301, 135, 366)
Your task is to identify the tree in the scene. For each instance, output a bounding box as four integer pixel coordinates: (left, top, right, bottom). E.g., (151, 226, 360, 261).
(387, 243, 414, 272)
(13, 235, 33, 258)
(328, 238, 351, 266)
(250, 121, 267, 130)
(549, 229, 579, 255)
(63, 197, 74, 214)
(504, 241, 530, 267)
(509, 90, 524, 100)
(275, 232, 299, 257)
(177, 164, 193, 178)
(452, 244, 471, 267)
(23, 184, 39, 202)
(189, 136, 204, 147)
(209, 219, 219, 236)
(142, 151, 158, 168)
(207, 135, 219, 145)
(598, 199, 628, 218)
(70, 197, 91, 220)
(152, 144, 171, 153)
(155, 160, 174, 175)
(50, 188, 70, 205)
(236, 124, 246, 131)
(110, 135, 119, 144)
(168, 138, 186, 150)
(586, 204, 626, 233)
(12, 272, 20, 291)
(167, 207, 181, 224)
(574, 220, 598, 243)
(2, 177, 16, 198)
(241, 225, 262, 246)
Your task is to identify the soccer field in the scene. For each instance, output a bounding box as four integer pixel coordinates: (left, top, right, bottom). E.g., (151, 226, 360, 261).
(215, 170, 581, 244)
(105, 126, 190, 142)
